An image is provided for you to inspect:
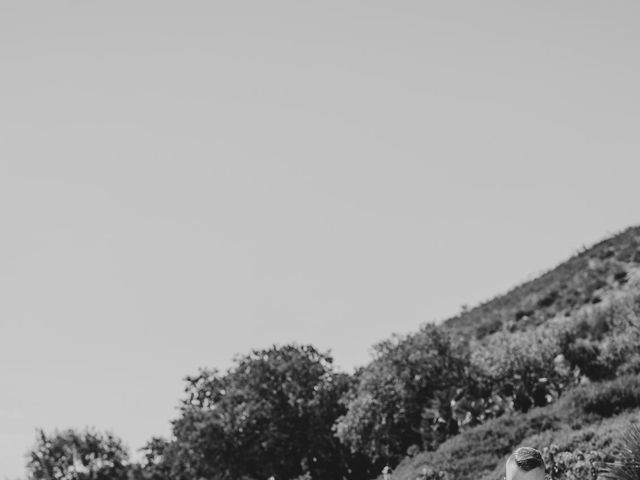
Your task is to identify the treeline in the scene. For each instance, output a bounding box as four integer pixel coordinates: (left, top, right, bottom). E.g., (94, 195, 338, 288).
(25, 286, 640, 480)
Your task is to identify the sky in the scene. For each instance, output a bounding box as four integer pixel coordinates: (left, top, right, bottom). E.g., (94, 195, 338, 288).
(1, 1, 640, 478)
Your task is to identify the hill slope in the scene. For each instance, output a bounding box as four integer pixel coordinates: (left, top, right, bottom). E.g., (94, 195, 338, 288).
(444, 226, 640, 338)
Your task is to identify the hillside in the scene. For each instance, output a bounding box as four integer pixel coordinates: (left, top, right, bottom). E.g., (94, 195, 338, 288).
(384, 226, 640, 480)
(444, 226, 640, 338)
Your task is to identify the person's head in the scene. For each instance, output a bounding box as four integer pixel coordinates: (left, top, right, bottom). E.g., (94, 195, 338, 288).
(505, 447, 545, 480)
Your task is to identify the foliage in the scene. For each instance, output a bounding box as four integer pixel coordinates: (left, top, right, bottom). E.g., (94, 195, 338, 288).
(471, 325, 573, 413)
(26, 226, 640, 480)
(26, 428, 130, 480)
(387, 375, 640, 480)
(153, 344, 370, 480)
(601, 424, 640, 480)
(542, 445, 603, 480)
(334, 324, 474, 464)
(573, 375, 640, 418)
(134, 437, 179, 480)
(445, 226, 640, 339)
(562, 291, 640, 380)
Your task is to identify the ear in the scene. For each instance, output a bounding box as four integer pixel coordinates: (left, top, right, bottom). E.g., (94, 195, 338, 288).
(505, 459, 517, 480)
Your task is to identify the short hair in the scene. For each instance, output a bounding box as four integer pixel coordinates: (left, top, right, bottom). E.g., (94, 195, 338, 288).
(508, 447, 545, 472)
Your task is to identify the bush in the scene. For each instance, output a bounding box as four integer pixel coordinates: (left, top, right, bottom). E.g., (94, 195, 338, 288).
(573, 375, 640, 417)
(555, 290, 640, 381)
(543, 445, 603, 480)
(563, 339, 612, 380)
(601, 423, 640, 480)
(471, 324, 573, 413)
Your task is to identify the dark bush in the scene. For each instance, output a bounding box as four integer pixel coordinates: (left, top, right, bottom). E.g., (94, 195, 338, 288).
(573, 375, 640, 417)
(563, 339, 613, 380)
(614, 270, 628, 284)
(538, 291, 559, 308)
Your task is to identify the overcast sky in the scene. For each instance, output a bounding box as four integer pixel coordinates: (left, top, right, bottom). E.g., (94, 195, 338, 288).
(2, 2, 640, 478)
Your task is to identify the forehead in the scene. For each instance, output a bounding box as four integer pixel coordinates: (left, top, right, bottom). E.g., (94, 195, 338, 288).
(506, 462, 545, 480)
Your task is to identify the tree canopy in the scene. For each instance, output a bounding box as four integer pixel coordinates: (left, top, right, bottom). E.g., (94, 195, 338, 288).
(26, 428, 130, 480)
(159, 344, 372, 480)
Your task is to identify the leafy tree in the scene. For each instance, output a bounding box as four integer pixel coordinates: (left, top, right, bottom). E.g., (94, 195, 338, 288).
(334, 324, 473, 464)
(26, 428, 130, 480)
(134, 437, 179, 480)
(157, 344, 366, 480)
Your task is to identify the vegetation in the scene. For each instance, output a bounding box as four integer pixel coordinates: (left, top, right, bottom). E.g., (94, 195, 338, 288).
(446, 226, 640, 339)
(151, 345, 372, 480)
(334, 325, 472, 463)
(23, 226, 640, 480)
(601, 424, 640, 480)
(389, 374, 640, 480)
(27, 429, 130, 480)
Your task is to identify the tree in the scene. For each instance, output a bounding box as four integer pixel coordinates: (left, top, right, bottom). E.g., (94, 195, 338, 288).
(159, 344, 367, 480)
(134, 437, 178, 480)
(26, 428, 130, 480)
(334, 324, 472, 464)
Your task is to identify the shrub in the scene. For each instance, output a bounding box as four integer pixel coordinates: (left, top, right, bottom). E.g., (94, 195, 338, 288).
(557, 290, 640, 381)
(601, 424, 640, 480)
(563, 339, 612, 380)
(471, 324, 573, 413)
(543, 445, 603, 480)
(573, 375, 640, 417)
